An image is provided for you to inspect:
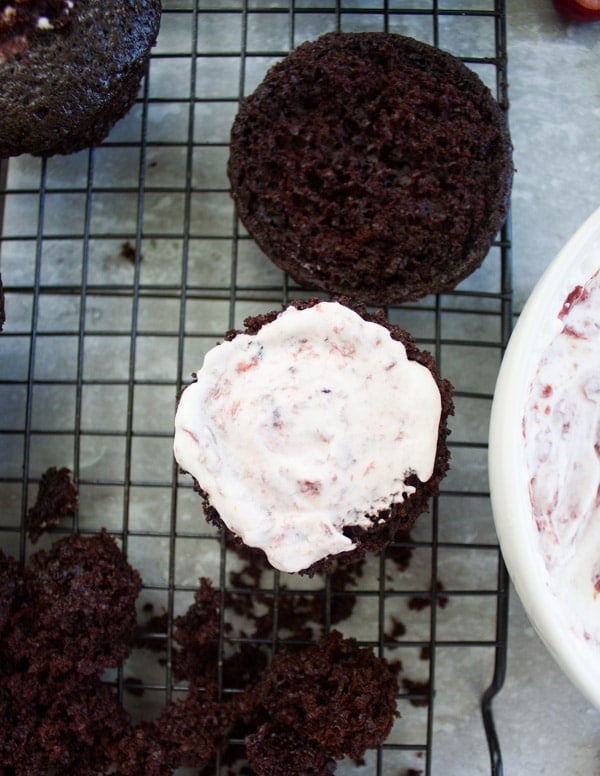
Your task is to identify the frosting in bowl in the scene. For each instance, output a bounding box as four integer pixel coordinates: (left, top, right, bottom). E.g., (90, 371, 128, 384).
(524, 268, 600, 643)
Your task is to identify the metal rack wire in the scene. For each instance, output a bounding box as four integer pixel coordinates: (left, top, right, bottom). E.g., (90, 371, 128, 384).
(0, 1, 511, 773)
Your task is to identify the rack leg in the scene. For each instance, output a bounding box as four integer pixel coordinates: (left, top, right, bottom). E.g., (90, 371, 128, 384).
(481, 554, 510, 776)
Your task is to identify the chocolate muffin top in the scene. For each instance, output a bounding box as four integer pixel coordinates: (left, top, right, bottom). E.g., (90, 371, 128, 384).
(228, 31, 513, 304)
(0, 0, 161, 158)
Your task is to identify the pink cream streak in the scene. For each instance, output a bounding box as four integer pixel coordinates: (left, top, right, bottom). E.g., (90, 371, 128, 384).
(523, 268, 600, 643)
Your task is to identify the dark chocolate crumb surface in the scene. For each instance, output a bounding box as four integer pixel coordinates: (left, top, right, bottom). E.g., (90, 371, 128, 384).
(0, 532, 141, 775)
(228, 31, 513, 304)
(0, 550, 20, 637)
(0, 0, 75, 50)
(0, 476, 434, 773)
(0, 0, 161, 158)
(0, 670, 130, 775)
(109, 722, 172, 776)
(5, 530, 142, 677)
(245, 723, 337, 776)
(245, 630, 401, 770)
(157, 685, 234, 772)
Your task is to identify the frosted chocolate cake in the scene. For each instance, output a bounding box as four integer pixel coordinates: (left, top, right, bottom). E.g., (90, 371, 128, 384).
(174, 298, 453, 574)
(0, 0, 161, 158)
(228, 31, 513, 304)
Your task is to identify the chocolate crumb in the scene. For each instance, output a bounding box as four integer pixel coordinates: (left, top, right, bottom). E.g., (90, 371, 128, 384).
(408, 581, 449, 611)
(120, 241, 140, 264)
(26, 466, 78, 543)
(402, 678, 430, 708)
(386, 616, 407, 641)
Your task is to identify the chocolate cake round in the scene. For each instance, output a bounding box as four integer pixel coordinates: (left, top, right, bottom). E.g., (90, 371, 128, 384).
(174, 298, 453, 575)
(0, 0, 161, 159)
(228, 31, 513, 304)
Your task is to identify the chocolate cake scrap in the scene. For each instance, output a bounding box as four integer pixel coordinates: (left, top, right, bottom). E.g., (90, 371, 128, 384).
(0, 670, 129, 775)
(0, 531, 149, 774)
(108, 722, 172, 776)
(0, 549, 20, 637)
(5, 530, 142, 677)
(26, 465, 79, 543)
(243, 630, 400, 771)
(157, 685, 235, 772)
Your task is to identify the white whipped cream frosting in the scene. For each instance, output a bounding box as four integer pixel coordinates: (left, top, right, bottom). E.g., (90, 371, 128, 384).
(174, 302, 442, 573)
(524, 268, 600, 643)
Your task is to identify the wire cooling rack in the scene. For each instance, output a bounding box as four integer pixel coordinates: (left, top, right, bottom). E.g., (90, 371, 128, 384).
(0, 1, 512, 774)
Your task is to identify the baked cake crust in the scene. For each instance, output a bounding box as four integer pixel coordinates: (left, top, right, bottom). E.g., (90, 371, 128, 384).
(0, 0, 161, 158)
(228, 31, 513, 304)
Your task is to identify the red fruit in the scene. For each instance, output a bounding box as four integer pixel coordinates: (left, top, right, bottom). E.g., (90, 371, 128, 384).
(553, 0, 600, 22)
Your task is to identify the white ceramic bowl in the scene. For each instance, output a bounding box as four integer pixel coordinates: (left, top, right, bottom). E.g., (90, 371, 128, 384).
(489, 205, 600, 710)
